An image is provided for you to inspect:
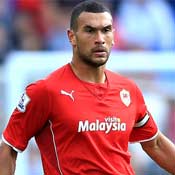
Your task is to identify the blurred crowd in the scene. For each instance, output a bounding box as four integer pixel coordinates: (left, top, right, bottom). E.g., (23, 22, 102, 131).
(0, 1, 175, 174)
(0, 0, 175, 64)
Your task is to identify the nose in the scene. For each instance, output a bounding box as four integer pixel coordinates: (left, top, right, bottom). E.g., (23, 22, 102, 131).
(95, 31, 105, 45)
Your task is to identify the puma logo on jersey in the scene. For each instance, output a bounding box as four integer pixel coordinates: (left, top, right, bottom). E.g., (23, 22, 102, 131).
(60, 90, 75, 101)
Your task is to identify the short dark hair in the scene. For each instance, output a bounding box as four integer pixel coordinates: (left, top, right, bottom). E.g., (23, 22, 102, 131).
(70, 0, 111, 31)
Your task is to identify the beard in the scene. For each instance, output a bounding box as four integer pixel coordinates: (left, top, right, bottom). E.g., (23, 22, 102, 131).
(76, 45, 110, 68)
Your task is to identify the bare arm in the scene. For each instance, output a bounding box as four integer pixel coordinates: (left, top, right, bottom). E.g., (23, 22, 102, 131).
(141, 131, 175, 174)
(0, 140, 17, 175)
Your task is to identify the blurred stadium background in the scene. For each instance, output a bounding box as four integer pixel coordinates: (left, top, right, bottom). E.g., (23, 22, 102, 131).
(0, 0, 175, 174)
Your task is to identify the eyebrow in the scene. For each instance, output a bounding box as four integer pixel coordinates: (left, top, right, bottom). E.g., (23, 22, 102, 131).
(84, 24, 112, 30)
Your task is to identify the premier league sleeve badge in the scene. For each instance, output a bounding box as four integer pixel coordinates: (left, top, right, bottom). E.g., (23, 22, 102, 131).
(17, 92, 30, 113)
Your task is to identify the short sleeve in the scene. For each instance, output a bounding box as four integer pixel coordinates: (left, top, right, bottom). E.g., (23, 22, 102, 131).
(2, 80, 51, 152)
(129, 85, 158, 143)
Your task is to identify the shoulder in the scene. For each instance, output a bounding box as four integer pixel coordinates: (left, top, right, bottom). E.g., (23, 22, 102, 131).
(25, 63, 73, 99)
(106, 69, 137, 87)
(44, 63, 73, 85)
(27, 63, 70, 89)
(106, 69, 144, 98)
(25, 65, 65, 93)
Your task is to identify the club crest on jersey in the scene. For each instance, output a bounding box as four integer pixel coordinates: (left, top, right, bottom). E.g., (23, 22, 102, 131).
(17, 92, 30, 112)
(120, 89, 131, 107)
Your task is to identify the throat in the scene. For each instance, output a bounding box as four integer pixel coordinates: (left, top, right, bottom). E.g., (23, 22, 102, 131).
(70, 62, 106, 84)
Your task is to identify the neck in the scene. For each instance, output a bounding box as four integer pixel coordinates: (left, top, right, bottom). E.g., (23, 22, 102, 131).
(70, 61, 106, 83)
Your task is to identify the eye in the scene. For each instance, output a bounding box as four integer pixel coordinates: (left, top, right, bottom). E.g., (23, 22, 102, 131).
(102, 26, 112, 33)
(84, 26, 96, 34)
(84, 26, 95, 33)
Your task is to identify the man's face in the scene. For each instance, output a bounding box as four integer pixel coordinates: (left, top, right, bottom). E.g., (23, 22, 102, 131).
(72, 12, 114, 67)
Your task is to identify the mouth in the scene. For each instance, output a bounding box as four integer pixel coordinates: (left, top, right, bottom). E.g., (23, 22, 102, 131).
(92, 47, 107, 57)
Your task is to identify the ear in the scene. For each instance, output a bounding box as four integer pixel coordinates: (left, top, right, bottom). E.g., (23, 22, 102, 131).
(112, 40, 115, 46)
(67, 29, 76, 46)
(112, 28, 115, 46)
